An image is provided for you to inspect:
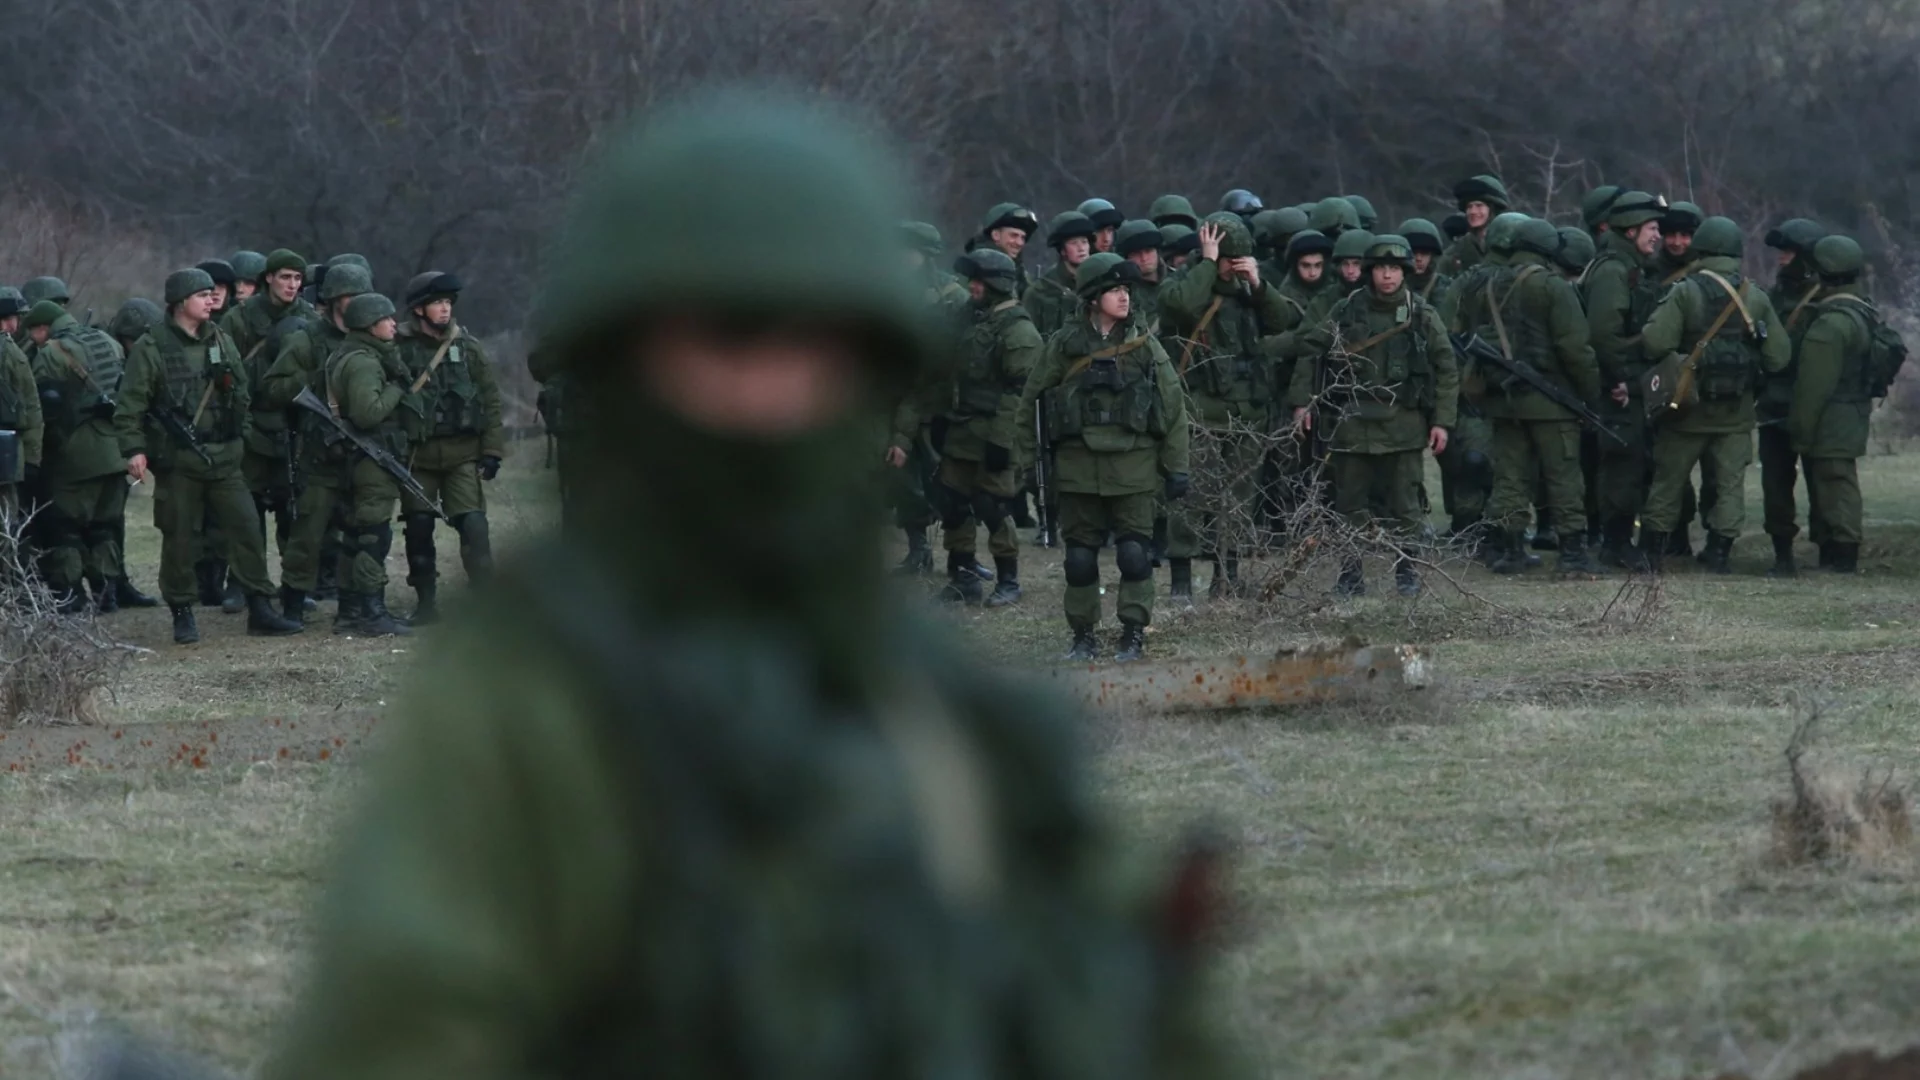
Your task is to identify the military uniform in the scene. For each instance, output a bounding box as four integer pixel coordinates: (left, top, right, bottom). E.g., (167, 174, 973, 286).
(1441, 174, 1510, 278)
(218, 262, 317, 553)
(1636, 218, 1792, 571)
(1581, 194, 1668, 564)
(27, 304, 128, 608)
(1757, 219, 1831, 570)
(0, 317, 44, 535)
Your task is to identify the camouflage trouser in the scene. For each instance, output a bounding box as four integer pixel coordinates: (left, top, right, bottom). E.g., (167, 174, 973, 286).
(402, 459, 492, 588)
(1330, 449, 1424, 534)
(1488, 418, 1585, 540)
(1058, 490, 1156, 631)
(1803, 456, 1861, 546)
(43, 471, 125, 591)
(1592, 395, 1648, 525)
(1436, 412, 1492, 524)
(1642, 428, 1752, 537)
(154, 465, 274, 607)
(936, 455, 1018, 561)
(281, 464, 345, 593)
(1758, 423, 1826, 543)
(242, 448, 297, 556)
(889, 437, 938, 533)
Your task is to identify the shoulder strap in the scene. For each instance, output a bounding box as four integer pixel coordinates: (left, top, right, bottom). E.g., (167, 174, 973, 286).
(1693, 269, 1756, 335)
(1176, 296, 1225, 376)
(1678, 286, 1745, 373)
(1485, 264, 1544, 361)
(408, 321, 463, 394)
(1342, 298, 1417, 355)
(1787, 283, 1826, 329)
(990, 299, 1020, 314)
(1065, 333, 1152, 380)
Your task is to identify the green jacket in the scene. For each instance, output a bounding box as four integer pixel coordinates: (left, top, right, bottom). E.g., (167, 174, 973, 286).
(0, 339, 44, 467)
(934, 297, 1044, 464)
(113, 319, 250, 479)
(1641, 256, 1791, 435)
(1158, 258, 1298, 427)
(326, 331, 416, 457)
(1461, 253, 1600, 422)
(396, 322, 506, 470)
(1020, 262, 1081, 340)
(1580, 232, 1663, 394)
(1012, 314, 1189, 495)
(1412, 267, 1457, 329)
(222, 292, 319, 457)
(1291, 285, 1458, 453)
(1789, 289, 1875, 458)
(1442, 231, 1488, 278)
(1759, 276, 1829, 420)
(32, 315, 128, 481)
(261, 317, 346, 410)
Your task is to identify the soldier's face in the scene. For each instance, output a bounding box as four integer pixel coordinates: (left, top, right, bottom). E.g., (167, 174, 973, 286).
(179, 290, 218, 324)
(991, 227, 1028, 259)
(1338, 258, 1363, 283)
(1167, 252, 1191, 271)
(1062, 237, 1091, 267)
(0, 316, 15, 336)
(211, 284, 231, 310)
(268, 269, 303, 304)
(1370, 264, 1405, 293)
(1412, 251, 1434, 274)
(422, 299, 454, 328)
(1096, 287, 1130, 321)
(1778, 250, 1798, 268)
(27, 325, 48, 345)
(372, 316, 398, 342)
(1664, 232, 1693, 258)
(1093, 227, 1116, 253)
(638, 319, 861, 436)
(1629, 222, 1662, 257)
(1466, 202, 1492, 230)
(1126, 248, 1160, 277)
(1294, 255, 1325, 284)
(968, 280, 988, 303)
(233, 280, 257, 302)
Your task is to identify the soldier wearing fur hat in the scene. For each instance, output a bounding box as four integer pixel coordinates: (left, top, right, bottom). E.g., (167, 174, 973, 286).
(1022, 211, 1098, 339)
(1441, 174, 1511, 277)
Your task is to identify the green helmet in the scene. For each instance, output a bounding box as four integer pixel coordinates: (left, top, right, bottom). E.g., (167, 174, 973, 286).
(21, 276, 69, 306)
(1046, 211, 1096, 248)
(162, 268, 216, 306)
(1513, 218, 1561, 260)
(229, 250, 268, 283)
(1073, 251, 1136, 299)
(533, 94, 928, 380)
(1486, 212, 1531, 255)
(1076, 198, 1123, 230)
(1766, 218, 1827, 255)
(343, 293, 397, 331)
(900, 220, 944, 256)
(1158, 224, 1197, 257)
(1363, 234, 1413, 269)
(1812, 235, 1865, 280)
(1148, 194, 1198, 230)
(1580, 185, 1624, 230)
(1344, 195, 1379, 231)
(1661, 201, 1704, 236)
(22, 299, 64, 328)
(327, 252, 371, 271)
(1453, 174, 1510, 212)
(1690, 216, 1743, 259)
(108, 298, 164, 342)
(981, 202, 1040, 238)
(1556, 227, 1596, 272)
(1252, 207, 1310, 251)
(1331, 228, 1375, 261)
(1112, 219, 1163, 258)
(954, 247, 1021, 294)
(1309, 197, 1360, 236)
(264, 249, 307, 278)
(1285, 229, 1333, 262)
(1606, 191, 1666, 231)
(1397, 218, 1444, 255)
(320, 262, 374, 302)
(1202, 212, 1255, 259)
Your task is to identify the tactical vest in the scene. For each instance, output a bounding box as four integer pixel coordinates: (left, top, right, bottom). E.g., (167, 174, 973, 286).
(1046, 330, 1166, 442)
(155, 327, 243, 443)
(952, 301, 1028, 419)
(1689, 273, 1761, 402)
(413, 331, 486, 439)
(44, 325, 125, 427)
(1328, 293, 1435, 417)
(1181, 296, 1270, 406)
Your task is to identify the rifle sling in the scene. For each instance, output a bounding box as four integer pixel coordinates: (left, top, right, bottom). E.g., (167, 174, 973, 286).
(1063, 333, 1151, 380)
(1345, 318, 1412, 356)
(1486, 263, 1543, 365)
(1674, 289, 1745, 387)
(1694, 270, 1756, 335)
(1786, 283, 1823, 330)
(407, 323, 461, 394)
(1176, 296, 1225, 376)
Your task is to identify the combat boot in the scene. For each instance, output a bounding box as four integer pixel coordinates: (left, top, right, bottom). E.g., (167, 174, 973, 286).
(91, 575, 117, 615)
(1529, 529, 1559, 552)
(1490, 531, 1531, 575)
(1766, 535, 1797, 578)
(1828, 543, 1860, 574)
(939, 552, 983, 605)
(1556, 533, 1603, 578)
(280, 586, 307, 625)
(1064, 628, 1099, 663)
(1335, 558, 1366, 598)
(893, 528, 933, 576)
(1701, 532, 1734, 575)
(314, 557, 340, 601)
(1393, 558, 1421, 597)
(1114, 622, 1148, 663)
(332, 592, 365, 635)
(1598, 517, 1633, 568)
(194, 559, 223, 607)
(246, 593, 303, 637)
(170, 604, 199, 645)
(1168, 558, 1195, 610)
(355, 591, 413, 637)
(964, 557, 995, 582)
(1817, 542, 1836, 569)
(1208, 555, 1241, 599)
(113, 576, 159, 609)
(411, 582, 442, 625)
(985, 557, 1021, 608)
(221, 574, 245, 615)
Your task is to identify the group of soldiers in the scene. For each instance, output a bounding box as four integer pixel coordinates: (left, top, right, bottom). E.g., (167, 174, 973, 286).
(889, 178, 1904, 661)
(0, 251, 504, 644)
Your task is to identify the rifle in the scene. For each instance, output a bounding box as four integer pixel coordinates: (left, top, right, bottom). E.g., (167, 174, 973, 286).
(291, 386, 450, 522)
(1033, 399, 1056, 547)
(152, 406, 215, 466)
(1449, 333, 1629, 447)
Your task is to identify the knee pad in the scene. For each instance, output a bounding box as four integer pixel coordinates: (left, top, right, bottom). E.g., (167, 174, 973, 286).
(1115, 536, 1152, 581)
(403, 512, 438, 546)
(352, 523, 393, 559)
(1063, 545, 1100, 587)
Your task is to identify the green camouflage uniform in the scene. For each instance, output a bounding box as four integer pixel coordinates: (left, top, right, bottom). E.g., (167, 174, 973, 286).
(31, 312, 128, 597)
(219, 289, 317, 538)
(1580, 229, 1665, 552)
(396, 319, 505, 601)
(324, 327, 418, 603)
(1760, 261, 1831, 544)
(932, 294, 1042, 576)
(1787, 286, 1876, 550)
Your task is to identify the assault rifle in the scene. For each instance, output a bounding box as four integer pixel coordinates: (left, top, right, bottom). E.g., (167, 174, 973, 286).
(1033, 399, 1056, 548)
(153, 406, 215, 466)
(291, 386, 450, 522)
(1448, 333, 1628, 447)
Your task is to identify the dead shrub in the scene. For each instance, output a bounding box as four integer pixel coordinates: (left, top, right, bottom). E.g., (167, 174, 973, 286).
(0, 509, 138, 728)
(1769, 704, 1915, 867)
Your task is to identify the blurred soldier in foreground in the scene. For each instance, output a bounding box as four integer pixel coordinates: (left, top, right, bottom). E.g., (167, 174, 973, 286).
(259, 93, 1231, 1080)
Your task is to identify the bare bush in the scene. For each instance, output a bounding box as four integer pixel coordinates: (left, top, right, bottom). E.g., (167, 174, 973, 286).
(0, 508, 138, 728)
(1769, 703, 1915, 868)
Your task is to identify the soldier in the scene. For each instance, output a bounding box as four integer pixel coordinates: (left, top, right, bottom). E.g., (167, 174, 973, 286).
(1290, 234, 1458, 597)
(1407, 217, 1487, 547)
(1441, 174, 1510, 277)
(1160, 214, 1295, 600)
(25, 301, 129, 612)
(220, 248, 317, 573)
(1401, 218, 1454, 310)
(1308, 196, 1359, 244)
(1159, 224, 1199, 273)
(1441, 213, 1470, 245)
(1658, 202, 1702, 282)
(1635, 217, 1791, 572)
(1789, 235, 1898, 575)
(1457, 218, 1602, 575)
(1115, 220, 1168, 328)
(20, 276, 70, 311)
(229, 251, 266, 303)
(975, 202, 1041, 295)
(0, 293, 44, 534)
(1220, 188, 1264, 221)
(101, 300, 162, 611)
(1329, 228, 1374, 299)
(113, 268, 304, 643)
(1277, 230, 1336, 319)
(1149, 193, 1200, 231)
(395, 272, 504, 624)
(198, 259, 237, 317)
(1580, 185, 1624, 239)
(320, 293, 419, 636)
(1555, 227, 1595, 279)
(1078, 197, 1124, 254)
(1013, 252, 1188, 661)
(258, 96, 1231, 1080)
(1253, 206, 1310, 283)
(1022, 211, 1096, 338)
(1758, 217, 1832, 573)
(1581, 191, 1667, 568)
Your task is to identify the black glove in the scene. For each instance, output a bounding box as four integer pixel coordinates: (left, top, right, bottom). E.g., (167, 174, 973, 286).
(982, 441, 1011, 474)
(479, 455, 502, 481)
(1163, 472, 1190, 501)
(929, 416, 950, 453)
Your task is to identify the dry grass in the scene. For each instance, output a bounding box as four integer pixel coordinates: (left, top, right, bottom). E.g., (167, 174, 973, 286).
(1770, 705, 1915, 868)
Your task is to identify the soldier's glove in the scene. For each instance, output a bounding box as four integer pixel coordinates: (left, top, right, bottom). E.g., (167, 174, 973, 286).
(479, 455, 502, 481)
(1164, 472, 1191, 501)
(982, 441, 1011, 474)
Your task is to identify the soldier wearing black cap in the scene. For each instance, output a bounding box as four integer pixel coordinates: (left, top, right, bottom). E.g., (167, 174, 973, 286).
(393, 272, 504, 624)
(196, 259, 238, 317)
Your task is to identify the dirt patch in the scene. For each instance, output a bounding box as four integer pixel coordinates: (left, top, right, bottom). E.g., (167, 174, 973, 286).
(1715, 1045, 1920, 1079)
(0, 711, 382, 772)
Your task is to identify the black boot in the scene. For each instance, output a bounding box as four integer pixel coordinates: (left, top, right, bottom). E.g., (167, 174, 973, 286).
(332, 591, 364, 635)
(113, 576, 159, 609)
(1114, 622, 1148, 663)
(1598, 517, 1633, 568)
(893, 528, 933, 576)
(247, 592, 303, 637)
(194, 560, 222, 607)
(1490, 531, 1530, 575)
(1208, 555, 1241, 599)
(1817, 541, 1835, 569)
(1064, 628, 1099, 663)
(1335, 558, 1366, 598)
(1701, 532, 1734, 575)
(411, 582, 441, 625)
(1529, 530, 1560, 552)
(280, 585, 307, 624)
(1828, 542, 1860, 574)
(1556, 532, 1603, 577)
(1394, 558, 1421, 597)
(355, 591, 413, 637)
(91, 575, 117, 614)
(985, 556, 1021, 608)
(221, 574, 245, 615)
(315, 551, 340, 601)
(1637, 529, 1669, 573)
(1766, 535, 1797, 578)
(1169, 557, 1194, 608)
(939, 552, 983, 605)
(170, 604, 199, 645)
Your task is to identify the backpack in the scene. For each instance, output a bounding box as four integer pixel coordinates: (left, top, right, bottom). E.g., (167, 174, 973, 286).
(1828, 296, 1909, 399)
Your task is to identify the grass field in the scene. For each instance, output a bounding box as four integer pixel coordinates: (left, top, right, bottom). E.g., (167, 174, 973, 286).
(5, 445, 1920, 1078)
